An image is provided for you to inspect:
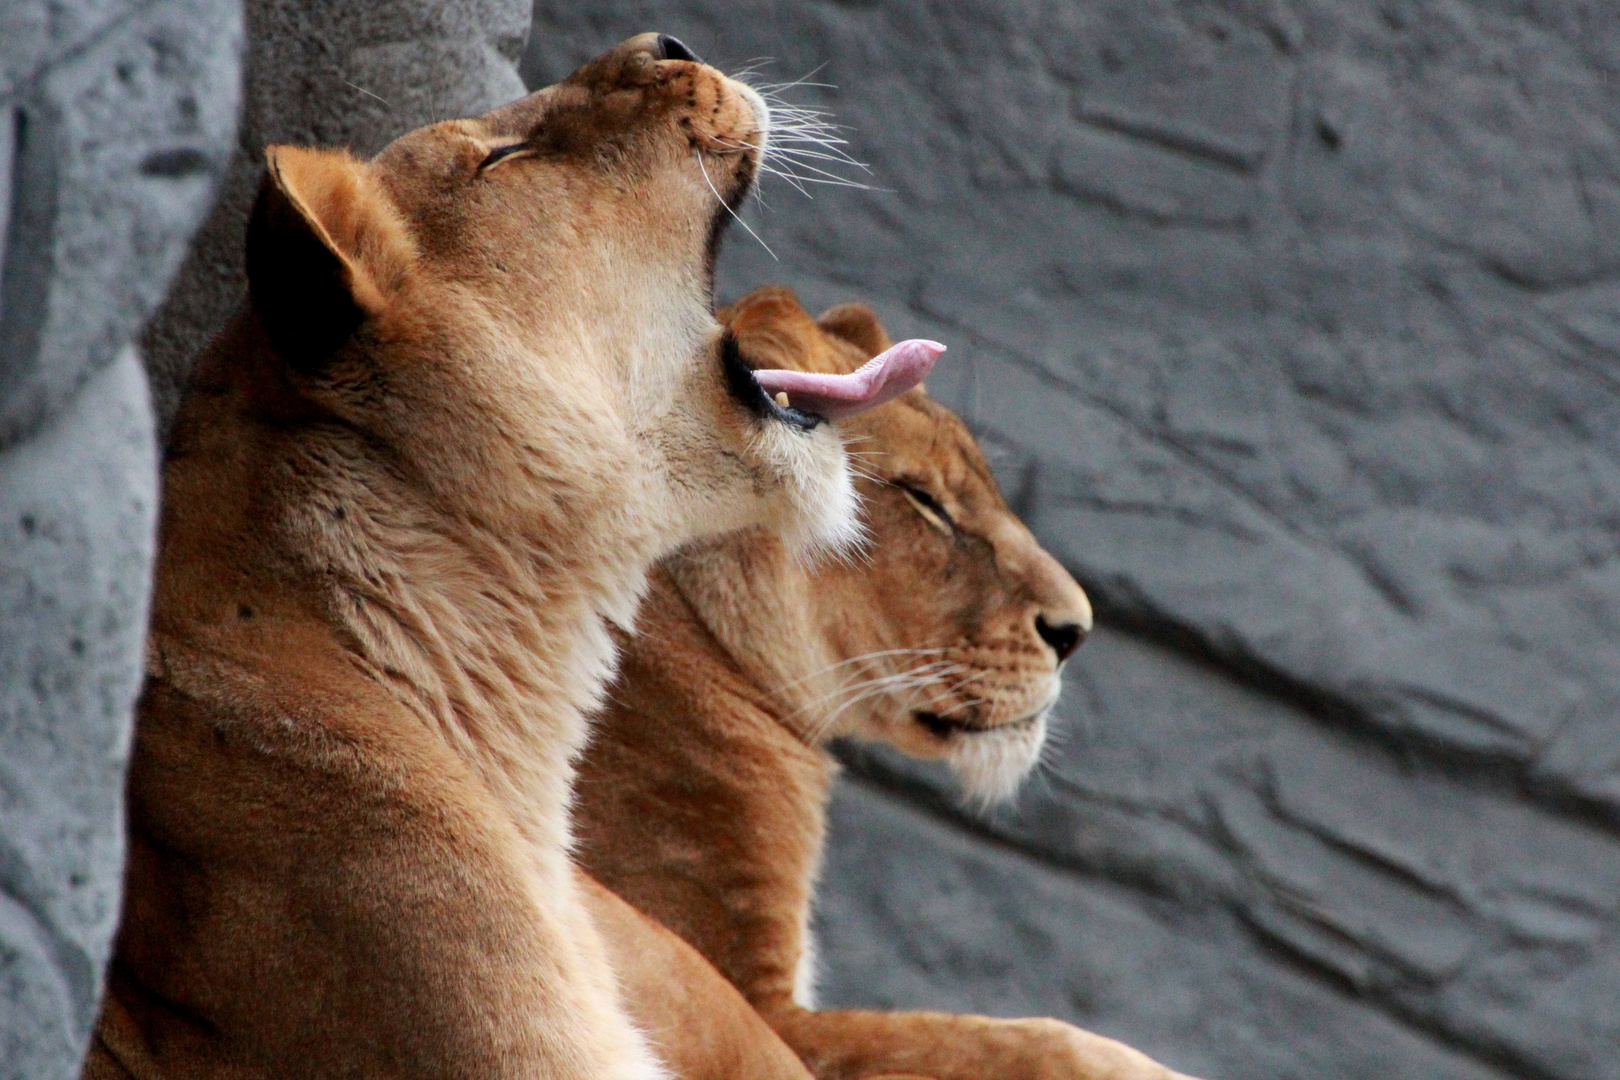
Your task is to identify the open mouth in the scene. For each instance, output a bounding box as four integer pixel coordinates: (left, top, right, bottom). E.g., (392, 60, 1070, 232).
(720, 332, 944, 431)
(720, 332, 823, 430)
(915, 709, 1040, 738)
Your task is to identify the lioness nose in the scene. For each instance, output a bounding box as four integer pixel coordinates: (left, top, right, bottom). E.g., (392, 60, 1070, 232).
(1031, 552, 1092, 663)
(1036, 614, 1085, 663)
(613, 32, 702, 65)
(999, 517, 1092, 664)
(657, 35, 702, 63)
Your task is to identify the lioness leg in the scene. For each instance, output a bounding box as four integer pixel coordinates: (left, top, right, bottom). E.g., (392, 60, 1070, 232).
(582, 874, 815, 1080)
(771, 1007, 1192, 1080)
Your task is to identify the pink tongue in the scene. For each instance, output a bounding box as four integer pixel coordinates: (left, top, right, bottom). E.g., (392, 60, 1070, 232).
(752, 339, 945, 420)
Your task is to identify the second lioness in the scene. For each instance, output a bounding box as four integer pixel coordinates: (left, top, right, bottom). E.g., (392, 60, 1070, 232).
(577, 287, 1195, 1080)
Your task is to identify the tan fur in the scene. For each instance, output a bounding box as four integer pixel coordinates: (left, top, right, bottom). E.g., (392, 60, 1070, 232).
(582, 873, 817, 1080)
(87, 41, 851, 1080)
(577, 287, 1196, 1080)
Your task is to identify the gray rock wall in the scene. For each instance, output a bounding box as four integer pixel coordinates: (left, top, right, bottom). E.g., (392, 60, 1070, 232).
(524, 4, 1620, 1078)
(28, 2, 1605, 1076)
(0, 0, 240, 1076)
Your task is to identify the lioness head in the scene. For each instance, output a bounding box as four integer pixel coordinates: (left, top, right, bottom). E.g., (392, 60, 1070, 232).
(669, 287, 1091, 804)
(232, 36, 912, 627)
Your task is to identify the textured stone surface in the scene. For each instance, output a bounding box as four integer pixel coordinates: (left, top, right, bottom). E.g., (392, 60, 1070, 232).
(140, 0, 531, 433)
(0, 351, 159, 1078)
(830, 630, 1620, 1079)
(527, 4, 1620, 1077)
(1, 1, 239, 1075)
(820, 765, 1513, 1080)
(2, 0, 241, 449)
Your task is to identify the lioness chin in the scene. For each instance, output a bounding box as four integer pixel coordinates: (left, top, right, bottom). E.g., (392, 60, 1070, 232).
(577, 287, 1199, 1080)
(85, 38, 934, 1080)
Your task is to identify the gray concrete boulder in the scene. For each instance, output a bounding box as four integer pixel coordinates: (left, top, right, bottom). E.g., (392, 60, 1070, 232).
(525, 4, 1620, 1077)
(141, 0, 531, 433)
(0, 0, 240, 1075)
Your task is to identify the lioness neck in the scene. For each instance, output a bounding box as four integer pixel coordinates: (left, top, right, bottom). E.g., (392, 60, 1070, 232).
(159, 320, 661, 857)
(665, 532, 851, 747)
(315, 488, 651, 855)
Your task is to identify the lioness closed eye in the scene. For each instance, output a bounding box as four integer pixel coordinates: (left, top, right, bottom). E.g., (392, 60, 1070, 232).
(85, 40, 934, 1080)
(577, 287, 1198, 1080)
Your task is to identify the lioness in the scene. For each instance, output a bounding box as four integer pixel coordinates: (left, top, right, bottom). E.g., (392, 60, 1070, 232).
(86, 40, 937, 1080)
(577, 287, 1194, 1080)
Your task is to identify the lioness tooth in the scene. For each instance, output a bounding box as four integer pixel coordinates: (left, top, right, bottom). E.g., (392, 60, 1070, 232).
(774, 391, 790, 408)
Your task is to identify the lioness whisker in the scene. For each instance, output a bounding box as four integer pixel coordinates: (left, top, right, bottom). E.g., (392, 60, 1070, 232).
(790, 661, 960, 716)
(810, 672, 950, 739)
(762, 164, 874, 192)
(749, 73, 836, 95)
(762, 146, 871, 170)
(766, 128, 853, 151)
(765, 132, 861, 159)
(710, 74, 872, 197)
(790, 660, 952, 702)
(735, 63, 834, 100)
(764, 148, 867, 173)
(772, 648, 950, 696)
(761, 118, 853, 141)
(694, 151, 776, 260)
(727, 61, 777, 83)
(757, 144, 873, 184)
(819, 666, 977, 739)
(708, 137, 872, 194)
(761, 118, 848, 140)
(789, 661, 960, 725)
(798, 660, 972, 740)
(759, 163, 815, 199)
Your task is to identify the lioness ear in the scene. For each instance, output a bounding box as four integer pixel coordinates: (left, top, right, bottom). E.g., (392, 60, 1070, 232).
(816, 303, 893, 358)
(246, 145, 414, 370)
